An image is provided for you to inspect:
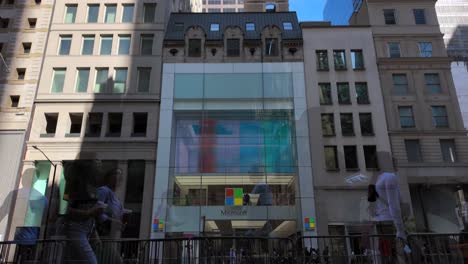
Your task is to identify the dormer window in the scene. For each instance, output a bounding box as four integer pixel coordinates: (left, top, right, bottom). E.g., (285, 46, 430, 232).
(188, 39, 201, 57)
(210, 23, 219, 31)
(283, 22, 293, 30)
(265, 38, 278, 56)
(227, 39, 240, 57)
(246, 23, 255, 31)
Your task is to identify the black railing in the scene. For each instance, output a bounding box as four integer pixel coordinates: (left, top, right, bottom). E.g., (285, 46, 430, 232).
(1, 234, 467, 263)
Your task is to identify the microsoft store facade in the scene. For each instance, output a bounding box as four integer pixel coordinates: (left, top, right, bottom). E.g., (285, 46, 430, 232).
(152, 62, 317, 238)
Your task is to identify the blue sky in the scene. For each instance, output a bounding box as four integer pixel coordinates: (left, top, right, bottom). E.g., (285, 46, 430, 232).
(289, 0, 326, 21)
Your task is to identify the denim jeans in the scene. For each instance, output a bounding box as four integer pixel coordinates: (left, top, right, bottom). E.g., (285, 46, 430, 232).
(65, 219, 97, 264)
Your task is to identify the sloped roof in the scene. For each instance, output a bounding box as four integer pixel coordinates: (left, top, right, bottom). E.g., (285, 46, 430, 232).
(165, 12, 302, 41)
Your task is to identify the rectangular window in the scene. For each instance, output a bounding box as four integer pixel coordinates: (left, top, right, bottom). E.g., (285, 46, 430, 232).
(392, 74, 408, 95)
(319, 83, 332, 105)
(316, 50, 329, 70)
(44, 113, 58, 135)
(122, 160, 145, 238)
(75, 68, 90, 93)
(107, 113, 123, 137)
(17, 68, 26, 80)
(363, 145, 379, 169)
(405, 139, 422, 162)
(399, 106, 415, 128)
(425, 73, 441, 94)
(143, 3, 156, 23)
(265, 38, 279, 56)
(87, 4, 99, 23)
(359, 113, 374, 135)
(432, 106, 449, 128)
(355, 82, 370, 104)
(324, 146, 339, 170)
(59, 35, 72, 55)
(68, 113, 83, 135)
(333, 50, 347, 70)
(132, 113, 147, 137)
(100, 35, 113, 55)
(384, 9, 396, 24)
(82, 35, 95, 55)
(321, 113, 335, 136)
(283, 22, 293, 30)
(174, 22, 184, 32)
(22, 42, 31, 54)
(340, 113, 354, 136)
(246, 22, 255, 31)
(140, 34, 153, 55)
(122, 4, 134, 23)
(227, 38, 240, 57)
(10, 95, 19, 108)
(337, 82, 351, 104)
(413, 9, 426, 24)
(118, 35, 131, 55)
(419, 42, 432, 57)
(94, 68, 109, 93)
(188, 39, 201, 57)
(0, 18, 10, 29)
(86, 113, 103, 137)
(440, 139, 456, 163)
(105, 4, 117, 23)
(137, 67, 151, 92)
(51, 68, 66, 93)
(113, 68, 127, 93)
(65, 4, 77, 23)
(344, 146, 358, 170)
(388, 42, 401, 58)
(28, 18, 36, 28)
(351, 50, 364, 70)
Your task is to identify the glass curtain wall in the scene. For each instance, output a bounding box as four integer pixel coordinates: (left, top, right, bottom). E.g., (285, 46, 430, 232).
(165, 73, 298, 238)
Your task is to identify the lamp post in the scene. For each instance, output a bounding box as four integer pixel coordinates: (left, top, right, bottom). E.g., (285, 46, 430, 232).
(32, 146, 57, 239)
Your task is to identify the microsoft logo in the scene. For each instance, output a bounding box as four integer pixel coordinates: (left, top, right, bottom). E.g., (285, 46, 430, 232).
(225, 188, 243, 206)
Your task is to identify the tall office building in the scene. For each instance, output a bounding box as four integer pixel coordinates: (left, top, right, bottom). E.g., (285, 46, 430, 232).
(351, 0, 468, 233)
(0, 0, 53, 240)
(8, 0, 193, 240)
(436, 0, 468, 59)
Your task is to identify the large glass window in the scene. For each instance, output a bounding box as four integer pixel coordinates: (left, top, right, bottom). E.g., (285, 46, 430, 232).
(118, 35, 131, 55)
(82, 35, 95, 55)
(100, 35, 113, 55)
(113, 68, 127, 93)
(425, 73, 441, 94)
(359, 113, 374, 135)
(319, 83, 332, 105)
(24, 163, 50, 227)
(399, 106, 415, 128)
(432, 106, 449, 128)
(143, 3, 156, 23)
(344, 146, 358, 170)
(137, 67, 151, 92)
(419, 42, 433, 57)
(59, 35, 71, 55)
(95, 68, 109, 93)
(122, 4, 134, 23)
(141, 35, 153, 55)
(388, 42, 401, 58)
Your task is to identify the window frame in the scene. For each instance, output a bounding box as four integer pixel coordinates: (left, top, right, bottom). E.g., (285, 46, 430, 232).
(351, 49, 365, 70)
(398, 106, 416, 128)
(64, 4, 77, 24)
(340, 113, 355, 136)
(99, 35, 113, 55)
(321, 113, 335, 137)
(440, 139, 457, 163)
(431, 105, 449, 128)
(316, 50, 329, 71)
(58, 35, 72, 55)
(104, 4, 117, 24)
(283, 21, 293, 30)
(424, 73, 442, 94)
(86, 4, 99, 23)
(359, 113, 374, 136)
(388, 42, 401, 58)
(226, 38, 240, 57)
(324, 146, 339, 170)
(418, 42, 433, 57)
(188, 38, 202, 57)
(405, 139, 423, 163)
(392, 73, 408, 95)
(122, 4, 135, 23)
(319, 83, 332, 105)
(333, 50, 347, 70)
(81, 35, 95, 55)
(246, 22, 255, 31)
(413, 9, 426, 25)
(344, 145, 359, 171)
(51, 68, 66, 93)
(337, 82, 351, 105)
(383, 9, 396, 25)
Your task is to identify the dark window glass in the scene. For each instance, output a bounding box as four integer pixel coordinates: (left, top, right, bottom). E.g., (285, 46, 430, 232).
(351, 50, 364, 70)
(399, 106, 415, 128)
(359, 113, 374, 135)
(122, 160, 145, 238)
(226, 39, 240, 57)
(321, 114, 335, 136)
(333, 50, 347, 70)
(86, 113, 103, 137)
(140, 35, 153, 55)
(107, 113, 123, 137)
(363, 145, 379, 169)
(143, 3, 156, 23)
(340, 113, 354, 136)
(133, 113, 147, 137)
(392, 74, 408, 95)
(68, 113, 83, 135)
(431, 106, 448, 128)
(355, 82, 369, 104)
(23, 42, 31, 54)
(405, 139, 422, 162)
(425, 73, 441, 94)
(319, 83, 332, 105)
(413, 9, 426, 24)
(44, 113, 58, 135)
(316, 50, 329, 70)
(337, 83, 351, 104)
(265, 38, 278, 56)
(440, 139, 456, 163)
(388, 42, 401, 58)
(324, 146, 339, 170)
(10, 95, 19, 107)
(344, 146, 358, 170)
(188, 39, 201, 57)
(384, 9, 396, 24)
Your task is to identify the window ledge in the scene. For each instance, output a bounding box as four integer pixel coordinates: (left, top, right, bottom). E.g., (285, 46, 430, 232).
(40, 133, 55, 138)
(334, 68, 348, 71)
(362, 133, 375, 137)
(346, 168, 360, 172)
(353, 68, 366, 71)
(131, 133, 147, 137)
(342, 134, 356, 137)
(317, 68, 329, 72)
(65, 133, 81, 138)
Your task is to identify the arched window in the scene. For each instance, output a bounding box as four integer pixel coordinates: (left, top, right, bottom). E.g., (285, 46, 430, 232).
(265, 3, 276, 12)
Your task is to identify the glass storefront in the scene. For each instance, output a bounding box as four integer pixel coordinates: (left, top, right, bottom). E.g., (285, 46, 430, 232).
(160, 70, 303, 238)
